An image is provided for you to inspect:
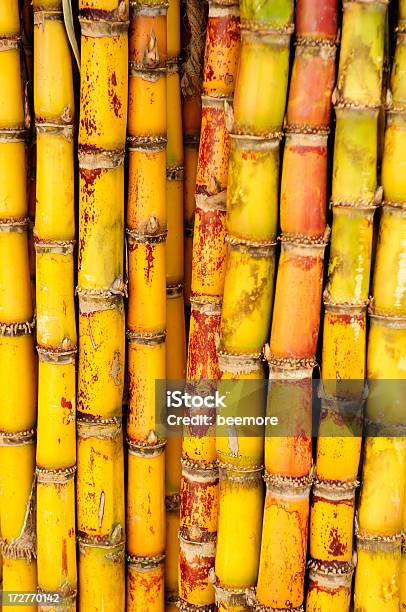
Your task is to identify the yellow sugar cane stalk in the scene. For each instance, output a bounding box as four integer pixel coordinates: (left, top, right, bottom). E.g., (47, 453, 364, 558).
(354, 34, 406, 604)
(215, 0, 295, 603)
(32, 0, 77, 604)
(311, 3, 387, 609)
(126, 0, 168, 607)
(0, 2, 37, 600)
(77, 0, 128, 608)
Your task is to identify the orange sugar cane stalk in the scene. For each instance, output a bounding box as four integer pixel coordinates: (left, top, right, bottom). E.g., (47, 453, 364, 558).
(180, 0, 240, 609)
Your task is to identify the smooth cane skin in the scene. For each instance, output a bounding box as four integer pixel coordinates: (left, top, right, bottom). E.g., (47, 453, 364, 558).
(382, 114, 406, 204)
(287, 46, 336, 129)
(34, 19, 75, 123)
(233, 33, 290, 135)
(180, 467, 219, 537)
(401, 552, 406, 610)
(322, 307, 366, 388)
(36, 252, 76, 349)
(215, 472, 263, 588)
(179, 538, 216, 605)
(0, 141, 26, 219)
(337, 1, 386, 106)
(332, 109, 378, 204)
(256, 488, 309, 609)
(1, 558, 37, 612)
(0, 335, 37, 432)
(309, 493, 355, 563)
(35, 130, 75, 241)
(217, 363, 264, 470)
(358, 438, 406, 538)
(367, 320, 406, 425)
(191, 205, 227, 298)
(295, 0, 337, 40)
(166, 438, 182, 496)
(79, 34, 128, 150)
(78, 299, 125, 419)
(186, 302, 222, 382)
(128, 240, 166, 333)
(0, 231, 32, 322)
(127, 340, 166, 442)
(0, 442, 35, 544)
(0, 0, 20, 35)
(165, 291, 185, 493)
(182, 432, 217, 464)
(127, 147, 167, 232)
(127, 451, 166, 556)
(203, 7, 240, 97)
(227, 138, 279, 242)
(391, 35, 406, 107)
(354, 543, 401, 612)
(281, 134, 328, 237)
(240, 0, 293, 28)
(167, 0, 181, 58)
(306, 573, 352, 612)
(78, 542, 125, 612)
(78, 165, 125, 293)
(127, 563, 165, 612)
(0, 49, 24, 129)
(372, 207, 406, 317)
(36, 478, 77, 592)
(265, 372, 313, 479)
(78, 0, 129, 11)
(221, 245, 275, 354)
(270, 244, 324, 359)
(128, 74, 166, 139)
(36, 360, 76, 469)
(77, 423, 125, 541)
(316, 409, 362, 483)
(325, 207, 374, 304)
(166, 290, 186, 379)
(0, 28, 36, 591)
(196, 99, 230, 195)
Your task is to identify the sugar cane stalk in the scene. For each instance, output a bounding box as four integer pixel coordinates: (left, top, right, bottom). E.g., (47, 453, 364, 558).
(0, 2, 37, 604)
(77, 0, 128, 608)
